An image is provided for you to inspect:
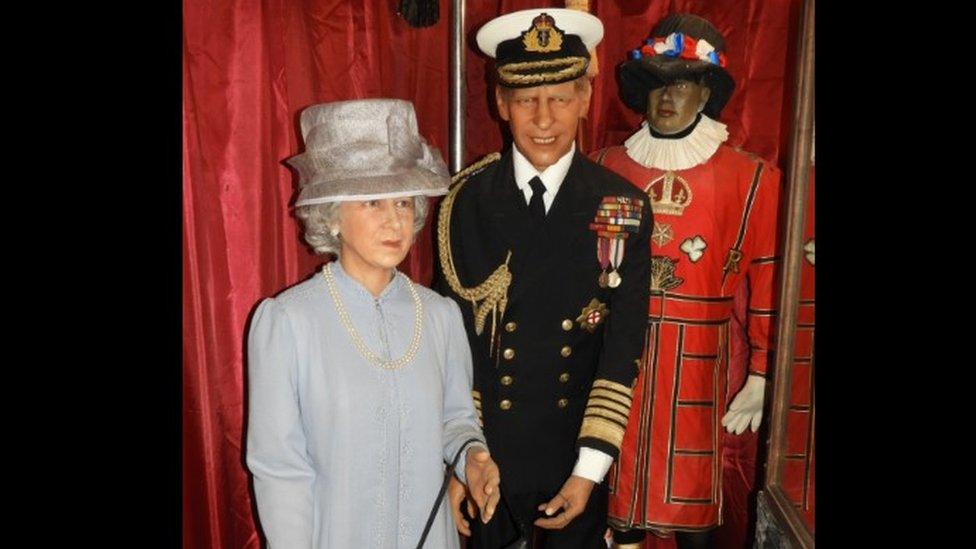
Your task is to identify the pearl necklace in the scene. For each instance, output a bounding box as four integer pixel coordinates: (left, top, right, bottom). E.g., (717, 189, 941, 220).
(323, 262, 423, 370)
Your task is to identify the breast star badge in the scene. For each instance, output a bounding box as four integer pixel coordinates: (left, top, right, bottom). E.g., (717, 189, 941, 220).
(576, 298, 609, 333)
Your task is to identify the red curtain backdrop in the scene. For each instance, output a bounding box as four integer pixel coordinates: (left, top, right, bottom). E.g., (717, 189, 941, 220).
(182, 1, 801, 547)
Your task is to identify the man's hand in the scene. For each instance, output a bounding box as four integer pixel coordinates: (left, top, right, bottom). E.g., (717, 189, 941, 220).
(721, 374, 766, 434)
(464, 448, 501, 525)
(534, 475, 595, 529)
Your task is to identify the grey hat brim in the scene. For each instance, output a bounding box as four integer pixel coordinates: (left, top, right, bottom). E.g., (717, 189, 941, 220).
(294, 169, 449, 207)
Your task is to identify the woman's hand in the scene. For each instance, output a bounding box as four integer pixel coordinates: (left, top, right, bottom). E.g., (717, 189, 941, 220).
(447, 476, 473, 536)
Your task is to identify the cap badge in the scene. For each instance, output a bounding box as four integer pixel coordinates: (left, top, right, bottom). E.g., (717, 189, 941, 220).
(522, 13, 564, 53)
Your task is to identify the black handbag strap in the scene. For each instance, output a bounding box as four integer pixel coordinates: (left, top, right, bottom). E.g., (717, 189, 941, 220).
(486, 477, 530, 549)
(416, 437, 484, 549)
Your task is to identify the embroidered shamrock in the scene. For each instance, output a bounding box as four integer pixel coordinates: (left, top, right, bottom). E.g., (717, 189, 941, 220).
(679, 235, 707, 263)
(804, 239, 815, 266)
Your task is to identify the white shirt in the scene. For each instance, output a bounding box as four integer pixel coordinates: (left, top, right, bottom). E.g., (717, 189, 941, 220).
(511, 143, 614, 484)
(512, 143, 575, 213)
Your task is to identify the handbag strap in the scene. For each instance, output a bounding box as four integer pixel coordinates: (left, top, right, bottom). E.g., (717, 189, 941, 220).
(416, 437, 484, 549)
(498, 481, 528, 537)
(483, 476, 530, 549)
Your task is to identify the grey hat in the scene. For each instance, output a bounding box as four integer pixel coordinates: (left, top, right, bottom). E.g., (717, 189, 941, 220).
(287, 99, 450, 206)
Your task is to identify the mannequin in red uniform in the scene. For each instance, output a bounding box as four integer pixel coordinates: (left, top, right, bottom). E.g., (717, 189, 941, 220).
(590, 14, 783, 549)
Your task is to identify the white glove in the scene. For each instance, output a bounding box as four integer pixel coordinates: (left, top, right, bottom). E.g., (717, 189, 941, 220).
(721, 374, 766, 435)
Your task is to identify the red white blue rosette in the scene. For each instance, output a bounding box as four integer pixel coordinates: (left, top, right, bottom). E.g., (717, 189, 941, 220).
(628, 31, 727, 67)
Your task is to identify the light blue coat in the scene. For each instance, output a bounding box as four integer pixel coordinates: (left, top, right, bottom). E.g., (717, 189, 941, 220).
(246, 261, 485, 548)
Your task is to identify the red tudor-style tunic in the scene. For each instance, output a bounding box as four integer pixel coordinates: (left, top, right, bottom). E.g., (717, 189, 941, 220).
(593, 144, 782, 531)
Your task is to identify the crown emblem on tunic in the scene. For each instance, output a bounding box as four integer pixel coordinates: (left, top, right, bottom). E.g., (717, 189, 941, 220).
(645, 171, 693, 216)
(522, 13, 564, 53)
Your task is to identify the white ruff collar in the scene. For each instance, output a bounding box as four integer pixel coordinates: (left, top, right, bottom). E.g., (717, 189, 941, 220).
(623, 115, 729, 171)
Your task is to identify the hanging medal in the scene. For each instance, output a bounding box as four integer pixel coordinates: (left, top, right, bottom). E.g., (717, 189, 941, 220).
(597, 237, 611, 287)
(589, 196, 645, 289)
(608, 238, 624, 288)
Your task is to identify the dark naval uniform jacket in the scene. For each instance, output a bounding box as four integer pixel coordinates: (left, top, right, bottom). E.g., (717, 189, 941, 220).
(434, 148, 652, 495)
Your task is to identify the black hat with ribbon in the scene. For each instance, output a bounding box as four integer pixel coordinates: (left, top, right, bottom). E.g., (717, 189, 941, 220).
(617, 13, 735, 118)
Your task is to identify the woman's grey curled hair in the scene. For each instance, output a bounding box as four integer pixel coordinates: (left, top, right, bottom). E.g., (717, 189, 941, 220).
(295, 195, 430, 256)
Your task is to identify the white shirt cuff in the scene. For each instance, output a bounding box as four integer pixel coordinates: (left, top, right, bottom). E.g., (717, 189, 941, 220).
(571, 447, 613, 483)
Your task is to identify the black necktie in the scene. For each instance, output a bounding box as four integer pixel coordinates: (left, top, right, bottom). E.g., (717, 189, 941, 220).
(528, 176, 546, 223)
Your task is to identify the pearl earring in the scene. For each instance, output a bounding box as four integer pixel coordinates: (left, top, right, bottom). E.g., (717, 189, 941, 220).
(330, 227, 340, 237)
